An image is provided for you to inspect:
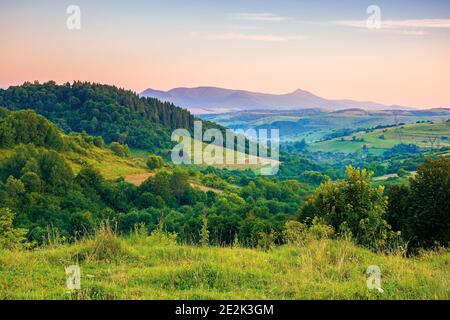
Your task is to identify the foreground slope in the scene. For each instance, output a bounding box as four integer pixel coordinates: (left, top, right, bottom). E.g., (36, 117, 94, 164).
(1, 233, 448, 300)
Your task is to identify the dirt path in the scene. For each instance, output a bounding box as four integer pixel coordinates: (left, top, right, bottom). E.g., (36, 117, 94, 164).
(124, 172, 155, 186)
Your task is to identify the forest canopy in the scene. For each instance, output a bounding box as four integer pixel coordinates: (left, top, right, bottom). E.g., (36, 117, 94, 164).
(0, 81, 196, 152)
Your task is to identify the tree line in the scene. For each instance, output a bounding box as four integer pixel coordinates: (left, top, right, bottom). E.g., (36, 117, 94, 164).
(0, 81, 196, 152)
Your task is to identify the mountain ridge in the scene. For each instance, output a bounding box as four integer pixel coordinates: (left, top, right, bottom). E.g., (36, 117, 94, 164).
(140, 86, 415, 114)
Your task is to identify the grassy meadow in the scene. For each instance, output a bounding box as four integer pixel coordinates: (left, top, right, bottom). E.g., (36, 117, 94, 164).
(1, 229, 448, 300)
(310, 121, 450, 155)
(0, 143, 149, 182)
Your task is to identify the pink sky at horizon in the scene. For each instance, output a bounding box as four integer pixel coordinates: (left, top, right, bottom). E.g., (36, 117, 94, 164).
(1, 1, 450, 109)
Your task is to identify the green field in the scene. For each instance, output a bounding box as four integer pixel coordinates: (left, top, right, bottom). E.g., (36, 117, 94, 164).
(1, 230, 448, 300)
(310, 121, 450, 155)
(202, 109, 450, 143)
(0, 144, 149, 181)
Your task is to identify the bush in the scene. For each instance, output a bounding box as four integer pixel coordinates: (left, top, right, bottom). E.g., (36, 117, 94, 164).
(147, 228, 177, 246)
(257, 231, 276, 252)
(146, 155, 163, 170)
(93, 136, 104, 147)
(299, 166, 397, 251)
(283, 221, 308, 245)
(0, 110, 63, 149)
(387, 158, 450, 250)
(309, 217, 334, 240)
(88, 221, 124, 262)
(110, 142, 130, 157)
(0, 208, 28, 250)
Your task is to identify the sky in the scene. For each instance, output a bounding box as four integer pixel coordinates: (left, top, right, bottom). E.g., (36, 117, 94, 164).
(1, 0, 449, 108)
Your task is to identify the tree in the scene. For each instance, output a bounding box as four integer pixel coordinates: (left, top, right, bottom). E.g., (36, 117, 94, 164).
(299, 166, 398, 251)
(93, 136, 104, 147)
(385, 185, 410, 232)
(283, 220, 307, 245)
(110, 142, 130, 157)
(293, 139, 307, 151)
(38, 150, 74, 194)
(0, 208, 28, 249)
(69, 211, 94, 238)
(0, 110, 63, 149)
(20, 171, 42, 192)
(387, 158, 450, 249)
(75, 164, 104, 194)
(200, 209, 209, 247)
(146, 155, 163, 170)
(0, 82, 197, 152)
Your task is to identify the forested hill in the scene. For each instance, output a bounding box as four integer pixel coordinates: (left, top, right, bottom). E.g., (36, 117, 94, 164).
(0, 81, 196, 151)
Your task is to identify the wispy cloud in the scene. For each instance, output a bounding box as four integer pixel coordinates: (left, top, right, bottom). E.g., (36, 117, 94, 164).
(226, 25, 263, 31)
(335, 19, 450, 29)
(396, 30, 429, 36)
(232, 13, 290, 22)
(333, 19, 450, 35)
(214, 33, 307, 42)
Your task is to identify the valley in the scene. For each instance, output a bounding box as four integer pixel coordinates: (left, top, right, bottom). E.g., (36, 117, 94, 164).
(0, 82, 448, 301)
(2, 0, 450, 304)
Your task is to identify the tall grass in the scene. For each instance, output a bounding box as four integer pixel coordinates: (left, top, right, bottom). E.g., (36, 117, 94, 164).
(0, 228, 448, 300)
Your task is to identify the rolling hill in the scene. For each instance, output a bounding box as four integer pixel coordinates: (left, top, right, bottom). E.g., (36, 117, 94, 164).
(201, 108, 450, 142)
(0, 82, 197, 152)
(309, 120, 450, 156)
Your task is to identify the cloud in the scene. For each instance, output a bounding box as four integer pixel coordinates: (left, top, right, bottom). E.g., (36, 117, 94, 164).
(232, 13, 290, 22)
(214, 33, 307, 42)
(226, 25, 263, 31)
(333, 19, 450, 35)
(335, 19, 450, 29)
(396, 30, 429, 36)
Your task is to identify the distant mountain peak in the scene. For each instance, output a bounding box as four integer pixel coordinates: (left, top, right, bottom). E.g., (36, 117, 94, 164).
(291, 88, 312, 95)
(140, 86, 411, 114)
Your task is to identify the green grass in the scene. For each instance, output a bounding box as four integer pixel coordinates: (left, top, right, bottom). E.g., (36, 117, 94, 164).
(1, 233, 448, 300)
(65, 146, 148, 180)
(310, 121, 450, 155)
(0, 145, 149, 181)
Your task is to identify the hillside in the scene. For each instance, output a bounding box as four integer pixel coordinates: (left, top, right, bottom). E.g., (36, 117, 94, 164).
(310, 121, 450, 155)
(0, 108, 314, 247)
(1, 106, 449, 302)
(202, 108, 450, 142)
(0, 108, 149, 180)
(0, 82, 196, 152)
(1, 232, 448, 299)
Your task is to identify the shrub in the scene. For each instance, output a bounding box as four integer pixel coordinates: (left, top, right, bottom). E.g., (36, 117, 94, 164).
(299, 166, 397, 251)
(309, 217, 334, 240)
(88, 221, 124, 262)
(93, 136, 104, 147)
(387, 158, 450, 250)
(147, 228, 177, 246)
(20, 171, 42, 192)
(110, 142, 130, 157)
(283, 220, 308, 245)
(146, 155, 163, 170)
(0, 110, 63, 149)
(257, 231, 276, 252)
